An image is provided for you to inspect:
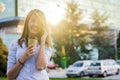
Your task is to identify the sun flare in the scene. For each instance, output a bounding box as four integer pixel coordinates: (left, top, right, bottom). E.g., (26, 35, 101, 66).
(41, 3, 65, 25)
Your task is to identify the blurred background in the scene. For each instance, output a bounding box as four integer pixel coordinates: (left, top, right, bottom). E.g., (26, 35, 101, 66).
(0, 0, 120, 77)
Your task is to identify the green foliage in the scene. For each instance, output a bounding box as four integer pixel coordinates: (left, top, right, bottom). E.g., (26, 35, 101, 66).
(74, 24, 91, 53)
(91, 10, 114, 59)
(0, 37, 8, 76)
(52, 1, 113, 65)
(65, 1, 82, 26)
(117, 32, 120, 59)
(52, 1, 83, 66)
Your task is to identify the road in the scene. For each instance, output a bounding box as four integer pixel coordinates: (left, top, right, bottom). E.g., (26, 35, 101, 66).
(48, 69, 120, 80)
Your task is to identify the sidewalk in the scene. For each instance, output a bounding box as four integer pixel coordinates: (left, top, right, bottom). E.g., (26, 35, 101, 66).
(48, 69, 67, 78)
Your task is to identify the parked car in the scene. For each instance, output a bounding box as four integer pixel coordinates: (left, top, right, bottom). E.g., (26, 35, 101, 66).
(66, 60, 93, 78)
(88, 59, 120, 77)
(116, 60, 120, 66)
(47, 60, 58, 69)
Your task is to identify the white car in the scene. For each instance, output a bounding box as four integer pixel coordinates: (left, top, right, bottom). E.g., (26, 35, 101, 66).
(66, 60, 93, 78)
(116, 60, 120, 66)
(88, 59, 120, 77)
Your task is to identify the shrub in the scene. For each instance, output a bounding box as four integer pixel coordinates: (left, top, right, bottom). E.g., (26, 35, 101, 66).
(0, 37, 8, 76)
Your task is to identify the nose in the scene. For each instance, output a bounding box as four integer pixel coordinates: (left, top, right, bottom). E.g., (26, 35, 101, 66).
(31, 23, 37, 27)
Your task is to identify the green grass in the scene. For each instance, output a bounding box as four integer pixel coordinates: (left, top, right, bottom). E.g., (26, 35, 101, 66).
(50, 78, 103, 80)
(0, 77, 7, 80)
(0, 77, 112, 80)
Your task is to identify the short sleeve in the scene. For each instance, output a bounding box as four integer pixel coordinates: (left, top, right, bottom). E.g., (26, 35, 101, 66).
(7, 40, 18, 75)
(45, 47, 52, 66)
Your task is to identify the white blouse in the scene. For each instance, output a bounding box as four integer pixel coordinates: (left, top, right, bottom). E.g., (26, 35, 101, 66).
(7, 40, 52, 80)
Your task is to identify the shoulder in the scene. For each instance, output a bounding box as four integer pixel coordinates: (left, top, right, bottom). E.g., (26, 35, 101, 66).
(9, 39, 19, 48)
(10, 39, 19, 45)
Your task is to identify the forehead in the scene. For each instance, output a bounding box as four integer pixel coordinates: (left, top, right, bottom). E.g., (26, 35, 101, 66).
(29, 13, 38, 20)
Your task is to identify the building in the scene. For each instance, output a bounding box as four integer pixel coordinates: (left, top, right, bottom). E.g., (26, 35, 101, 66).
(0, 0, 66, 47)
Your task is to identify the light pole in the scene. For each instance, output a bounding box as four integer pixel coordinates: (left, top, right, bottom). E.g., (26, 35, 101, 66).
(114, 30, 118, 60)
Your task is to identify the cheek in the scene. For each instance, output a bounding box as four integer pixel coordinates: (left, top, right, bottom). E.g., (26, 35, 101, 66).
(28, 23, 32, 30)
(29, 26, 33, 32)
(29, 26, 41, 34)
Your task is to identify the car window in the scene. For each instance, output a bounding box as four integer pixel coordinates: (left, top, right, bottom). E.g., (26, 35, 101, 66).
(90, 62, 101, 66)
(72, 62, 83, 67)
(116, 61, 120, 65)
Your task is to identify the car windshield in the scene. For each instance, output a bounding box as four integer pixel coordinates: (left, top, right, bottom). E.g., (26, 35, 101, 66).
(116, 61, 120, 65)
(72, 62, 83, 67)
(90, 62, 101, 66)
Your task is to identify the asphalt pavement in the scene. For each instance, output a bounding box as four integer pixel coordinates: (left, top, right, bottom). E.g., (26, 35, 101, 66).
(48, 69, 120, 80)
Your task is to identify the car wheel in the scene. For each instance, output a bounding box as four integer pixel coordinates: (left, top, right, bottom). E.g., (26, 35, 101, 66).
(116, 69, 120, 75)
(89, 75, 93, 77)
(103, 71, 107, 77)
(79, 71, 84, 77)
(67, 75, 71, 78)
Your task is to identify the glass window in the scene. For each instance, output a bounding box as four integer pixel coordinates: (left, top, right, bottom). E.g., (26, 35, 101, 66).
(0, 0, 15, 19)
(90, 62, 101, 66)
(72, 62, 83, 67)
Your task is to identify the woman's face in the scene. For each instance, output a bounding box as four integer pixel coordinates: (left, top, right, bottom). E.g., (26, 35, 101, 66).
(28, 13, 41, 35)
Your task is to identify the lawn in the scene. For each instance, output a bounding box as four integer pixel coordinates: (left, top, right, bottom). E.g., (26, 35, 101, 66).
(0, 77, 111, 80)
(50, 78, 103, 80)
(0, 77, 7, 80)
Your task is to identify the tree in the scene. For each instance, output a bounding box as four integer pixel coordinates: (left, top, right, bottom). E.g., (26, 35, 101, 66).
(117, 32, 120, 59)
(52, 0, 83, 65)
(0, 37, 8, 76)
(74, 24, 91, 52)
(91, 10, 114, 59)
(65, 0, 82, 26)
(64, 1, 83, 64)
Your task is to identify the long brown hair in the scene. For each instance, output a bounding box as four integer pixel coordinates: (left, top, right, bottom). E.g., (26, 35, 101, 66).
(18, 9, 52, 48)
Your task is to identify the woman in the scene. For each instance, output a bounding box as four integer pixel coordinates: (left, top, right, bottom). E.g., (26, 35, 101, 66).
(7, 9, 52, 80)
